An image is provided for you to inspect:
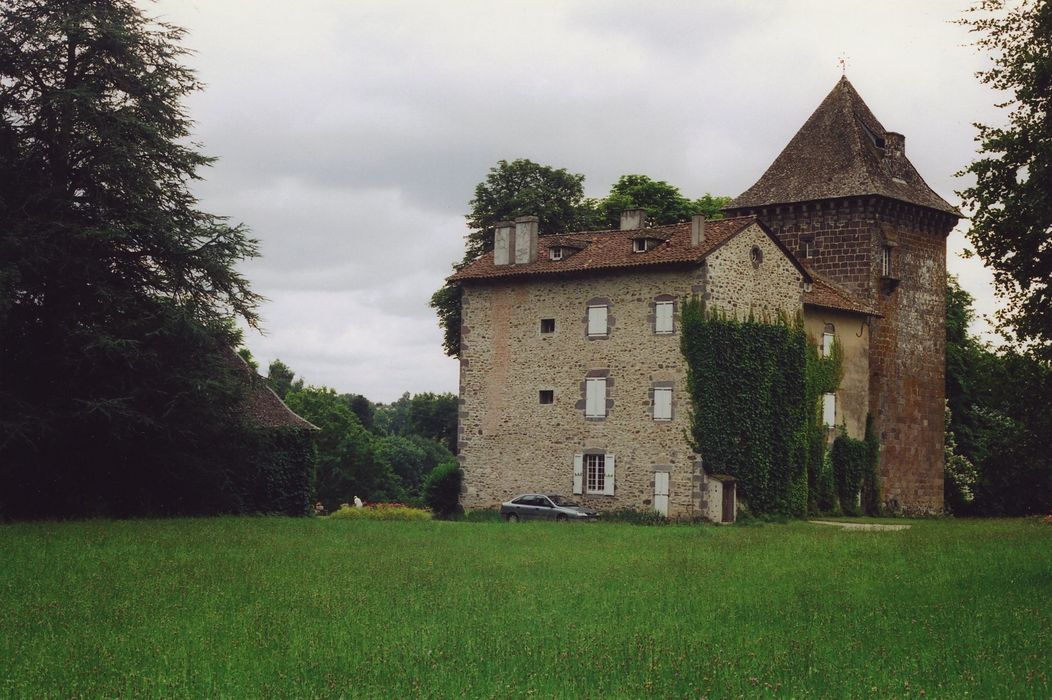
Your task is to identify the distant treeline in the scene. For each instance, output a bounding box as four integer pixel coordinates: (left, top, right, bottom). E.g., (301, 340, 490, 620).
(262, 358, 458, 510)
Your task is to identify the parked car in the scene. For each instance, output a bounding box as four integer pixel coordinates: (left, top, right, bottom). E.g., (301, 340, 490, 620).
(500, 494, 599, 522)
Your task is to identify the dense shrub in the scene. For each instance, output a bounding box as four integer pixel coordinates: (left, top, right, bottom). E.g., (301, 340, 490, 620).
(329, 503, 431, 521)
(423, 461, 463, 519)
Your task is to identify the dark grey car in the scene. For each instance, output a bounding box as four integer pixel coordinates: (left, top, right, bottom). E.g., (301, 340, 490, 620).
(499, 494, 598, 522)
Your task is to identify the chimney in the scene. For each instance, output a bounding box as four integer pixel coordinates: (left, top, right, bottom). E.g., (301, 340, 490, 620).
(620, 208, 646, 230)
(691, 214, 706, 247)
(493, 221, 514, 266)
(884, 131, 905, 159)
(513, 215, 539, 264)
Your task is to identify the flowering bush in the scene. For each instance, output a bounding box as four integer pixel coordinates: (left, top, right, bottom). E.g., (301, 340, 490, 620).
(329, 502, 431, 521)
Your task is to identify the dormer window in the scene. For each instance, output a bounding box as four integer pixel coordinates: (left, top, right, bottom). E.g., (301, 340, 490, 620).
(633, 239, 648, 253)
(550, 247, 563, 261)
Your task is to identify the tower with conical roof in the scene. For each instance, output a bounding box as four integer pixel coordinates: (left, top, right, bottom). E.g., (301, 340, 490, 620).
(726, 76, 960, 512)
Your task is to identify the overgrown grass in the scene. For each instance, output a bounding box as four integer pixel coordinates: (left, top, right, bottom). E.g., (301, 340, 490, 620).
(1, 517, 1048, 697)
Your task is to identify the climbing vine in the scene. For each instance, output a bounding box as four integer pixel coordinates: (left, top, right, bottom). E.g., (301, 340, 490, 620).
(681, 298, 852, 517)
(680, 299, 809, 516)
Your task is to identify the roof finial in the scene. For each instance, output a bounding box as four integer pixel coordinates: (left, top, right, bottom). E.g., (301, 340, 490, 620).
(838, 53, 850, 77)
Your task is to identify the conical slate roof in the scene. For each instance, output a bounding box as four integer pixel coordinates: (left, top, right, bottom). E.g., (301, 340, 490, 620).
(729, 77, 959, 217)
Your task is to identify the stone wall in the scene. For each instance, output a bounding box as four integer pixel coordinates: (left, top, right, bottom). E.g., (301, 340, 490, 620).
(729, 197, 956, 512)
(458, 223, 805, 519)
(804, 308, 870, 441)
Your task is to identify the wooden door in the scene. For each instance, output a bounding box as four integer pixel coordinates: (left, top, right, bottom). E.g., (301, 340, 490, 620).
(654, 472, 669, 517)
(722, 482, 735, 523)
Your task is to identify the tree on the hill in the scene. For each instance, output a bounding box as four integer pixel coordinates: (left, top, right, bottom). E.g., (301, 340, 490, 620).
(957, 0, 1052, 356)
(595, 174, 731, 228)
(0, 1, 261, 516)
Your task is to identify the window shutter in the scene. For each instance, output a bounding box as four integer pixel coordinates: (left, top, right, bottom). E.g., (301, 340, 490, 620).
(656, 301, 673, 333)
(822, 332, 834, 357)
(586, 378, 606, 417)
(823, 393, 836, 427)
(654, 388, 672, 421)
(573, 454, 583, 495)
(587, 306, 607, 336)
(603, 454, 615, 495)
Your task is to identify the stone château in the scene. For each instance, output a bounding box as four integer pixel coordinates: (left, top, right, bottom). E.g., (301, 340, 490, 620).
(451, 77, 958, 518)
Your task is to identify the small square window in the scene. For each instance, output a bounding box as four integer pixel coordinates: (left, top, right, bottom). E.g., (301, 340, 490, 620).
(540, 318, 555, 333)
(550, 247, 563, 261)
(633, 239, 647, 253)
(539, 390, 554, 404)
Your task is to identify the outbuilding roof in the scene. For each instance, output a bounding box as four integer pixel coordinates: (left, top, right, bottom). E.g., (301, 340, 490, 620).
(728, 77, 959, 217)
(225, 351, 319, 431)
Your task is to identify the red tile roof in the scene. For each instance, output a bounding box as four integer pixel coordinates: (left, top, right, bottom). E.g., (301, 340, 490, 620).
(451, 215, 877, 317)
(450, 216, 757, 282)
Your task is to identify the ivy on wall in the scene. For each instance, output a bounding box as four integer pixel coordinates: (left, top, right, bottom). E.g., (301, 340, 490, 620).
(831, 416, 881, 516)
(681, 298, 854, 517)
(680, 299, 810, 516)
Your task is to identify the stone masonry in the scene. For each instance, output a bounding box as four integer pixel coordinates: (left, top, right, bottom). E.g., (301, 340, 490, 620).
(458, 223, 806, 518)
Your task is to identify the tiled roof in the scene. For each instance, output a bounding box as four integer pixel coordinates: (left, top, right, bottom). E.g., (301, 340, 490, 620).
(224, 351, 319, 431)
(804, 274, 879, 316)
(728, 77, 959, 217)
(450, 216, 757, 282)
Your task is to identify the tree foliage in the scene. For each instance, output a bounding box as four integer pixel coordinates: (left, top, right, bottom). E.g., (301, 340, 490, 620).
(595, 174, 730, 228)
(944, 274, 1052, 514)
(957, 0, 1052, 356)
(266, 359, 302, 400)
(0, 1, 266, 517)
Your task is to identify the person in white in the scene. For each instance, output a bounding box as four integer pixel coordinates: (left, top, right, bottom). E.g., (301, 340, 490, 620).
(353, 496, 364, 508)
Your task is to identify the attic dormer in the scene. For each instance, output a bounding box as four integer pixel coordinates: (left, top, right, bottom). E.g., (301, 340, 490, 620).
(547, 239, 589, 261)
(629, 233, 669, 253)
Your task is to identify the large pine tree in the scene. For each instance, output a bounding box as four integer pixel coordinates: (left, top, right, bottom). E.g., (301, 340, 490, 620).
(0, 1, 263, 516)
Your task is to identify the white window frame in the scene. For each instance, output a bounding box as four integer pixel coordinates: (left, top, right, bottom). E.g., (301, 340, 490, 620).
(550, 247, 563, 261)
(587, 305, 608, 337)
(633, 238, 647, 253)
(585, 378, 607, 418)
(822, 392, 836, 427)
(576, 453, 615, 496)
(655, 301, 674, 334)
(653, 387, 672, 421)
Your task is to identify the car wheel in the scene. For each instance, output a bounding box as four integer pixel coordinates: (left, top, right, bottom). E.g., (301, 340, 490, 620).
(506, 513, 519, 523)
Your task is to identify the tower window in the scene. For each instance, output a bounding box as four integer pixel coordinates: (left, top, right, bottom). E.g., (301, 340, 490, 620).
(804, 240, 814, 258)
(540, 318, 555, 334)
(882, 246, 893, 277)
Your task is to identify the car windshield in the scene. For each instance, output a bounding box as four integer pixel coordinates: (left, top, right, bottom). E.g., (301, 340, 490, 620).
(547, 495, 579, 507)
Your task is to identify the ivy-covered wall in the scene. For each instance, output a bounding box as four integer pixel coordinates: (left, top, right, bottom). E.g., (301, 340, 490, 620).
(681, 298, 850, 517)
(681, 299, 810, 516)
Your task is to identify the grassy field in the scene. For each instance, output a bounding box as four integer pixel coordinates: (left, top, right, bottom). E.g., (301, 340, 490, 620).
(1, 517, 1049, 698)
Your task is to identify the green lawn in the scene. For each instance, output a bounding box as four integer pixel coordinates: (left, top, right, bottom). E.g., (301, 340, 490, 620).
(1, 517, 1049, 698)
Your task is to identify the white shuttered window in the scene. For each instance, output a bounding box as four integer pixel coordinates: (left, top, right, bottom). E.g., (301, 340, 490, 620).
(655, 301, 674, 334)
(822, 392, 836, 427)
(573, 454, 584, 495)
(822, 331, 834, 357)
(587, 305, 608, 336)
(654, 388, 672, 421)
(585, 378, 607, 417)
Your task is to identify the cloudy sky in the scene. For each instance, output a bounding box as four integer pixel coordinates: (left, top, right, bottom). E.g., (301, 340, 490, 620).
(148, 0, 1003, 403)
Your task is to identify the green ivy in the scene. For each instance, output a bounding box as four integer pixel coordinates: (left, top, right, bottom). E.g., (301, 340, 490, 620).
(830, 417, 881, 516)
(805, 337, 843, 513)
(680, 299, 809, 516)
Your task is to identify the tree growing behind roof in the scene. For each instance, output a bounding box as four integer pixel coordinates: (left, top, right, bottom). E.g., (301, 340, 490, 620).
(0, 1, 266, 517)
(431, 160, 731, 357)
(595, 174, 730, 228)
(957, 0, 1052, 357)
